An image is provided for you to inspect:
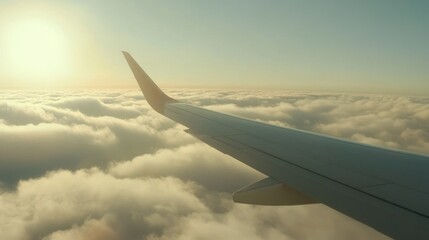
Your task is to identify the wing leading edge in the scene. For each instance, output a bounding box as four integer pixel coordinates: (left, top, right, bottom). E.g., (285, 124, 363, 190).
(123, 52, 429, 239)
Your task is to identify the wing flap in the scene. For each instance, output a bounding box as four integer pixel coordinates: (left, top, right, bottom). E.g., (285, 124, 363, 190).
(365, 184, 429, 217)
(233, 177, 317, 205)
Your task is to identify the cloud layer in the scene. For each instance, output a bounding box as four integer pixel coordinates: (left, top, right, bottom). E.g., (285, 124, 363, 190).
(1, 89, 425, 239)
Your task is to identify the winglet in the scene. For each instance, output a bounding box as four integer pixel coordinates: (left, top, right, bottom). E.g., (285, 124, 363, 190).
(122, 51, 176, 114)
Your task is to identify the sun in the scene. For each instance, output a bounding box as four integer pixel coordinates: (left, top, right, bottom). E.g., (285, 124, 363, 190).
(2, 19, 71, 84)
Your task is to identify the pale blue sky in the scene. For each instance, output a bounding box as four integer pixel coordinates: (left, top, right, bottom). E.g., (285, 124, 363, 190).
(0, 0, 428, 94)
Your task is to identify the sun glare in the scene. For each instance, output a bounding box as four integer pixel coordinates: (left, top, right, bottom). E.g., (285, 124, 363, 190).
(2, 19, 71, 84)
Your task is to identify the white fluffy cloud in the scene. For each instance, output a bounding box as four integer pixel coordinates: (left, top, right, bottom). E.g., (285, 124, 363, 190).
(109, 143, 264, 193)
(0, 169, 205, 240)
(0, 169, 386, 240)
(0, 91, 195, 185)
(1, 89, 424, 239)
(202, 92, 429, 154)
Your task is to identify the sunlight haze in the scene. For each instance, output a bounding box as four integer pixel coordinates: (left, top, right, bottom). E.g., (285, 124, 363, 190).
(0, 0, 428, 94)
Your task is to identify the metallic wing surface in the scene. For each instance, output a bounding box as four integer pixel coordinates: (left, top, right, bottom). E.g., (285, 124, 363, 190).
(123, 52, 429, 239)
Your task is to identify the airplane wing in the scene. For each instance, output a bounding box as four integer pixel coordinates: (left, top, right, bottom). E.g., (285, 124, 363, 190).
(123, 51, 429, 239)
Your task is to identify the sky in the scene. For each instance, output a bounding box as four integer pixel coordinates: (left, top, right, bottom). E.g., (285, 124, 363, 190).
(0, 1, 428, 239)
(0, 0, 428, 94)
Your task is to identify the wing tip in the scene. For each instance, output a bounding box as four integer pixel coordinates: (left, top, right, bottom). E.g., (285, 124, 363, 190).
(122, 51, 176, 114)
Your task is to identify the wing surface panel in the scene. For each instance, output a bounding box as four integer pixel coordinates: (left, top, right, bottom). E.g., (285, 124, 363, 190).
(169, 103, 429, 192)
